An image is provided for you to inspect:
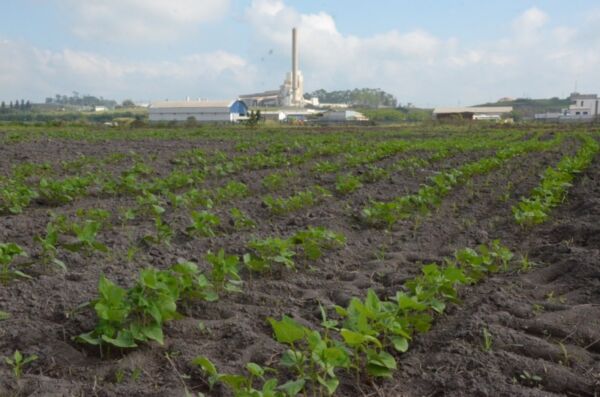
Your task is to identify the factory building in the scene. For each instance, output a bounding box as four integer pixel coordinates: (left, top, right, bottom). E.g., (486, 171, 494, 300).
(240, 28, 309, 107)
(320, 110, 369, 122)
(148, 100, 248, 123)
(433, 106, 513, 121)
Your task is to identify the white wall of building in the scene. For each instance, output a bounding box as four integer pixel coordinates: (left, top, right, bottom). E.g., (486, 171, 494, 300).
(567, 96, 599, 116)
(148, 100, 246, 122)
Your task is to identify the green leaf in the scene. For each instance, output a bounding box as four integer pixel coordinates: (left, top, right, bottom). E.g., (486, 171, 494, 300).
(141, 324, 164, 344)
(218, 374, 247, 390)
(246, 362, 264, 378)
(390, 336, 409, 352)
(317, 376, 339, 395)
(76, 331, 101, 345)
(101, 330, 137, 348)
(268, 316, 305, 344)
(193, 356, 218, 376)
(280, 349, 305, 368)
(192, 356, 217, 376)
(278, 379, 305, 396)
(12, 270, 31, 279)
(340, 329, 381, 348)
(0, 310, 9, 320)
(52, 258, 67, 271)
(366, 349, 397, 378)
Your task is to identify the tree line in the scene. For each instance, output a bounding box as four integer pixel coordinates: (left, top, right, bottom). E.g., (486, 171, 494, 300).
(0, 100, 32, 113)
(44, 92, 117, 108)
(305, 88, 398, 108)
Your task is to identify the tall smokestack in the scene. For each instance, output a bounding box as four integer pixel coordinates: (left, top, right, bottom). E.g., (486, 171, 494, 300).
(292, 27, 298, 105)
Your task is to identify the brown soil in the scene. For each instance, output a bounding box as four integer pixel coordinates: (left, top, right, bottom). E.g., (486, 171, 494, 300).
(0, 129, 598, 397)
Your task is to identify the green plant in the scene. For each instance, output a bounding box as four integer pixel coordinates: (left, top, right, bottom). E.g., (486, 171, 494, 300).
(193, 356, 302, 397)
(76, 208, 111, 224)
(38, 176, 91, 205)
(519, 254, 536, 273)
(263, 187, 330, 215)
(64, 220, 108, 254)
(513, 135, 599, 226)
(0, 242, 30, 282)
(35, 222, 66, 271)
(262, 172, 286, 192)
(187, 210, 220, 237)
(230, 207, 256, 230)
(4, 350, 38, 379)
(336, 289, 412, 357)
(335, 174, 362, 195)
(519, 370, 542, 386)
(205, 249, 242, 294)
(214, 181, 249, 203)
(453, 240, 513, 281)
(482, 327, 493, 352)
(245, 238, 295, 272)
(361, 165, 389, 183)
(269, 315, 349, 395)
(292, 227, 345, 261)
(136, 191, 166, 217)
(0, 182, 38, 215)
(312, 161, 341, 174)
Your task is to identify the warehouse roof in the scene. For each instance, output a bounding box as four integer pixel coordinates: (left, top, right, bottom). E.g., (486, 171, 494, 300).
(150, 100, 237, 109)
(433, 106, 513, 114)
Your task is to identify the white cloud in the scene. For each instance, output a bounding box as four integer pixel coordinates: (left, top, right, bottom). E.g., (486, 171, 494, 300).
(513, 7, 548, 33)
(61, 0, 230, 42)
(4, 2, 600, 106)
(0, 38, 255, 101)
(243, 1, 600, 105)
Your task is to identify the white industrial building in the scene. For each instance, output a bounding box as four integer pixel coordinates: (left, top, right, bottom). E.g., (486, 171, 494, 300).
(433, 106, 513, 121)
(320, 110, 369, 122)
(535, 93, 600, 122)
(565, 93, 599, 117)
(148, 100, 248, 123)
(240, 28, 313, 108)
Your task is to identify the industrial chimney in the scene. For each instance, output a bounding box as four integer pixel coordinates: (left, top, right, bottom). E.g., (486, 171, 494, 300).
(291, 27, 298, 106)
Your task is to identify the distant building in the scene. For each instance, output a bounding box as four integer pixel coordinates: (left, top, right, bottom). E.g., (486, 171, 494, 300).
(261, 111, 287, 122)
(433, 106, 513, 121)
(565, 93, 599, 117)
(241, 28, 316, 107)
(148, 100, 248, 123)
(320, 110, 369, 122)
(94, 106, 107, 112)
(535, 93, 599, 122)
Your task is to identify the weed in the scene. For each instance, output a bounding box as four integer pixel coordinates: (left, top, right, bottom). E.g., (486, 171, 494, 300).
(4, 350, 38, 379)
(532, 303, 544, 315)
(0, 243, 30, 283)
(482, 327, 493, 352)
(519, 370, 542, 386)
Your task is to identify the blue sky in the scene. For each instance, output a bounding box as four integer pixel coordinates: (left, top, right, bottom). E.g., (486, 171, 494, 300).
(2, 0, 600, 106)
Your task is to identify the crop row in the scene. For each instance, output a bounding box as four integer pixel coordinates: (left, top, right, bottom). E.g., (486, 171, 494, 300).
(192, 240, 514, 396)
(0, 129, 531, 217)
(360, 134, 567, 228)
(513, 134, 599, 225)
(0, 134, 407, 215)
